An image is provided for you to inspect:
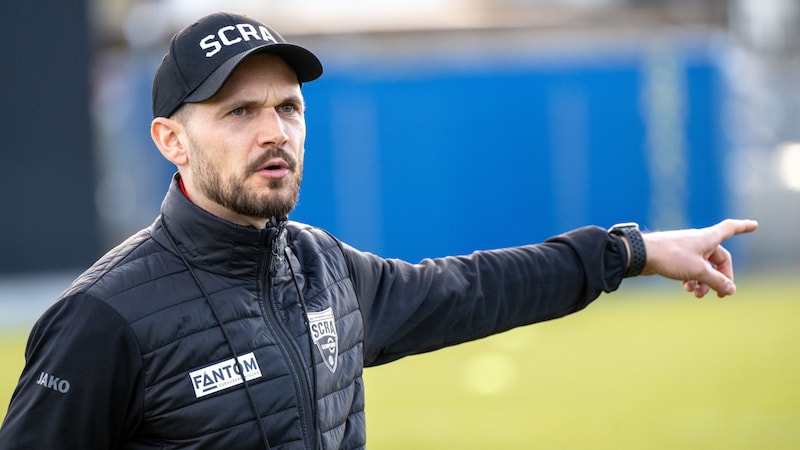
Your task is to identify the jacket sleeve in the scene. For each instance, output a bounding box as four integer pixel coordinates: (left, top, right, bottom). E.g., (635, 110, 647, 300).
(343, 226, 628, 366)
(0, 294, 143, 449)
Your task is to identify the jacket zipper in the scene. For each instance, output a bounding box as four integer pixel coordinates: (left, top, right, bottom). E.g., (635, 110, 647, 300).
(262, 222, 320, 450)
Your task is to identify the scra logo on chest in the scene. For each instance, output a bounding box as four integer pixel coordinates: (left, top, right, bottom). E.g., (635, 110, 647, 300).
(308, 307, 339, 373)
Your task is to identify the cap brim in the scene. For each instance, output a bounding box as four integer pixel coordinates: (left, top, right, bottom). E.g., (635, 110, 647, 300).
(184, 43, 323, 104)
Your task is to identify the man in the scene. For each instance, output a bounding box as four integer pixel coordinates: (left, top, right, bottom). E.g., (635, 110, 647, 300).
(0, 11, 757, 450)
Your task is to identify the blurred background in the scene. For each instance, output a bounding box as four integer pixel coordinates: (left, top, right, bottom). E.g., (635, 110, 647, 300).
(3, 0, 799, 280)
(3, 0, 800, 280)
(1, 0, 799, 448)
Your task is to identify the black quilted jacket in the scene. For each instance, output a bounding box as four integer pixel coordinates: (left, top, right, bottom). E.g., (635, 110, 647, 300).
(0, 175, 627, 449)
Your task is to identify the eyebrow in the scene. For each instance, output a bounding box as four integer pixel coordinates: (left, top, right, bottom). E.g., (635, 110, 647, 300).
(215, 92, 306, 112)
(281, 94, 306, 108)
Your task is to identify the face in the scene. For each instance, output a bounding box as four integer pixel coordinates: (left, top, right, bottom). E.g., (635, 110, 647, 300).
(176, 53, 306, 227)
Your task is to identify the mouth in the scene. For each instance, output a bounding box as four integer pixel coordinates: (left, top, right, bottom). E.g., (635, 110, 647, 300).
(257, 158, 290, 179)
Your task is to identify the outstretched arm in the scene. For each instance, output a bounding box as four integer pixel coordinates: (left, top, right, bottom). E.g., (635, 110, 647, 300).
(636, 219, 759, 298)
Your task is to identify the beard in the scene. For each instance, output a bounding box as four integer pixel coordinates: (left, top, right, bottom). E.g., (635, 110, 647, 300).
(191, 146, 302, 221)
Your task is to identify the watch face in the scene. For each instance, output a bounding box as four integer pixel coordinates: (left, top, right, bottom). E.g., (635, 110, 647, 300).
(610, 222, 639, 232)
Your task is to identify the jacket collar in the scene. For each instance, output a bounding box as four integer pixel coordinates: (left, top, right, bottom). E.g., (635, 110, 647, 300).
(157, 174, 286, 277)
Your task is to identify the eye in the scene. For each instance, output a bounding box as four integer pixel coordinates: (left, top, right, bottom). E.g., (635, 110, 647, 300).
(229, 106, 247, 117)
(278, 104, 296, 114)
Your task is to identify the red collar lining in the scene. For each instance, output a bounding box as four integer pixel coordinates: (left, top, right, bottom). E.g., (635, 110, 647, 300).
(179, 178, 192, 202)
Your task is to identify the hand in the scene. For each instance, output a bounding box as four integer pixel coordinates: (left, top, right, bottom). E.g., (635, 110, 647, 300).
(640, 219, 759, 298)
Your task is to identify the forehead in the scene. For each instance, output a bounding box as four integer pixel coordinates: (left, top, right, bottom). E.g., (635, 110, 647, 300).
(215, 53, 301, 99)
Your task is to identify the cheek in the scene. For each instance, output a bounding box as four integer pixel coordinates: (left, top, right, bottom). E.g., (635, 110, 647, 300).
(292, 126, 306, 159)
(294, 148, 306, 175)
(292, 120, 306, 144)
(190, 145, 232, 178)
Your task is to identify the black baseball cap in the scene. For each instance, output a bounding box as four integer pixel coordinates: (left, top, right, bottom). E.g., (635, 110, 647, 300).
(152, 12, 323, 118)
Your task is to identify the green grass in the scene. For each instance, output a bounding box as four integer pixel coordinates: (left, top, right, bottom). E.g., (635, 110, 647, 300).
(2, 275, 799, 448)
(364, 274, 800, 449)
(0, 332, 26, 422)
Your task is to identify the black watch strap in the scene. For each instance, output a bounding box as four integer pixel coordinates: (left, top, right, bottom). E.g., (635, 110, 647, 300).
(608, 222, 646, 278)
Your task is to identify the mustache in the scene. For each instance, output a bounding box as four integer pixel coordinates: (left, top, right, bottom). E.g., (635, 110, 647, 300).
(248, 147, 297, 172)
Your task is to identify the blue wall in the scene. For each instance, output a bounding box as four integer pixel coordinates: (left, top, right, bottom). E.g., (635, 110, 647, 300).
(0, 0, 98, 273)
(291, 42, 727, 262)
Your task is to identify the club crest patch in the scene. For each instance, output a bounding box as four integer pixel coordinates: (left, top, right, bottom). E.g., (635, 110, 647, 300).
(307, 308, 338, 373)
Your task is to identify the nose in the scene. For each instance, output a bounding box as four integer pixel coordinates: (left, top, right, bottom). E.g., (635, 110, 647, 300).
(257, 108, 289, 147)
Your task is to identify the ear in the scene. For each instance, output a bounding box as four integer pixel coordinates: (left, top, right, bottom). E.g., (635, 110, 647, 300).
(151, 117, 189, 166)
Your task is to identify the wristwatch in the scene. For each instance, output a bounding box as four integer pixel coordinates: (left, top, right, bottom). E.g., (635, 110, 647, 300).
(608, 222, 646, 278)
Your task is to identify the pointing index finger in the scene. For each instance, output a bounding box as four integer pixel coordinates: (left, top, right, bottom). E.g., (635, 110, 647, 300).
(714, 219, 759, 243)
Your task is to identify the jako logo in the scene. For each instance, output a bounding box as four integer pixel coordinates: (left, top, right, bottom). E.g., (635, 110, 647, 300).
(189, 352, 263, 398)
(36, 371, 70, 394)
